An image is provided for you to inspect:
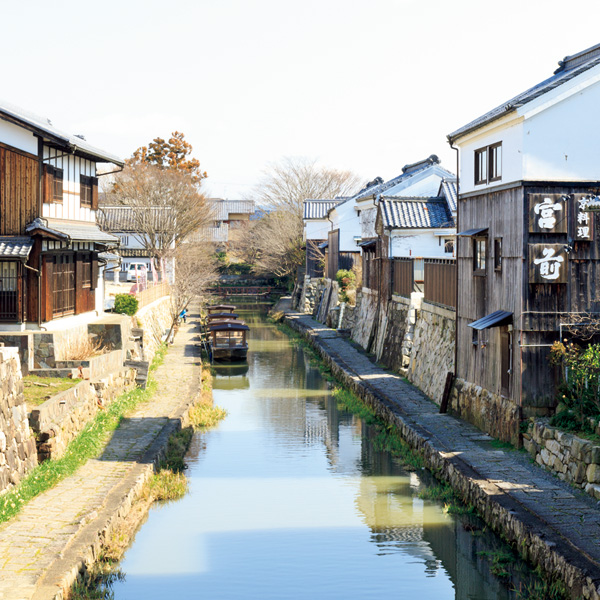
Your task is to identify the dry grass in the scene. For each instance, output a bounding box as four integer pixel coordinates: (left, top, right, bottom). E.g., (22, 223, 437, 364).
(188, 368, 227, 431)
(62, 335, 104, 361)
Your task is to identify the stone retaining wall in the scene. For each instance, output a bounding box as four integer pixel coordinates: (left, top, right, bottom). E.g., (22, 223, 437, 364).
(284, 313, 600, 600)
(136, 296, 172, 362)
(449, 378, 521, 446)
(407, 301, 456, 405)
(29, 368, 137, 461)
(0, 347, 37, 493)
(523, 420, 600, 501)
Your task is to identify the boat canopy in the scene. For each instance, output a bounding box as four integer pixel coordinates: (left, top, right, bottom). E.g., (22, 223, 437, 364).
(207, 312, 239, 321)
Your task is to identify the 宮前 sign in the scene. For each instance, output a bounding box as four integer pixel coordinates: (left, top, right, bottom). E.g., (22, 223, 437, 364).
(529, 194, 567, 234)
(529, 244, 567, 284)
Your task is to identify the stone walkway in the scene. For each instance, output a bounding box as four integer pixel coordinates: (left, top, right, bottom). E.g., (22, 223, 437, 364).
(0, 308, 203, 600)
(283, 301, 600, 598)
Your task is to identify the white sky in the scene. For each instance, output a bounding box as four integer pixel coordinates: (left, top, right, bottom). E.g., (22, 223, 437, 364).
(2, 0, 599, 198)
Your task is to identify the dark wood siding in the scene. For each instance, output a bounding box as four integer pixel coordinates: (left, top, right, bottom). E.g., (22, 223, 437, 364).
(326, 229, 339, 279)
(456, 186, 523, 404)
(306, 239, 325, 278)
(0, 146, 39, 235)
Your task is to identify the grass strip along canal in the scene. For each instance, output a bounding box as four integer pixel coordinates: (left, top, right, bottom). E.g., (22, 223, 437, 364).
(101, 305, 563, 600)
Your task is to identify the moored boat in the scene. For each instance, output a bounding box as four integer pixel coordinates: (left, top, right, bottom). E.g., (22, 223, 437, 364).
(207, 321, 249, 361)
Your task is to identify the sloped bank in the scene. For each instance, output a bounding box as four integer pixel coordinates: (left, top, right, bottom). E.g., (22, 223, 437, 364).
(281, 308, 600, 600)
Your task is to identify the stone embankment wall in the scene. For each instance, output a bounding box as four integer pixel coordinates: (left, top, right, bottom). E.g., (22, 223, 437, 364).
(0, 348, 37, 493)
(523, 420, 600, 501)
(449, 379, 521, 446)
(136, 296, 172, 362)
(305, 279, 456, 406)
(30, 368, 137, 461)
(284, 314, 600, 600)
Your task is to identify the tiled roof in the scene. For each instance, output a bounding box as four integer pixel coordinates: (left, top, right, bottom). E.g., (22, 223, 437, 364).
(448, 44, 600, 142)
(26, 218, 119, 244)
(0, 237, 33, 259)
(303, 199, 343, 220)
(207, 199, 255, 220)
(97, 206, 172, 233)
(379, 197, 454, 229)
(118, 248, 153, 258)
(0, 99, 123, 165)
(440, 179, 457, 213)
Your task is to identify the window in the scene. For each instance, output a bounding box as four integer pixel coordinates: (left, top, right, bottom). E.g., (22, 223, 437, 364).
(444, 238, 455, 255)
(52, 254, 75, 317)
(81, 254, 92, 289)
(80, 175, 92, 207)
(494, 238, 502, 271)
(52, 168, 63, 203)
(475, 148, 487, 185)
(473, 237, 487, 274)
(119, 235, 129, 246)
(489, 143, 502, 182)
(474, 142, 502, 185)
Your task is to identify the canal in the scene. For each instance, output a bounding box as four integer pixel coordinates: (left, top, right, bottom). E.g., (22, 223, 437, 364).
(112, 308, 537, 599)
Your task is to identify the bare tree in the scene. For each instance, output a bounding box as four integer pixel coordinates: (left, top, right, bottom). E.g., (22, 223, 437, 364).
(104, 163, 213, 277)
(247, 157, 362, 279)
(165, 243, 219, 340)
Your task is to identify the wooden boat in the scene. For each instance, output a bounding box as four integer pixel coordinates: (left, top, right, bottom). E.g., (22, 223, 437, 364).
(207, 304, 236, 314)
(207, 321, 249, 361)
(206, 312, 240, 322)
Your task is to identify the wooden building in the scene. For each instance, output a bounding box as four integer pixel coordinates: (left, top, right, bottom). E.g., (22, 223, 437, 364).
(0, 101, 122, 329)
(448, 43, 600, 442)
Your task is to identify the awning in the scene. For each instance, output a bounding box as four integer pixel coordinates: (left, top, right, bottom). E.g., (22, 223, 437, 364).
(0, 237, 33, 260)
(358, 239, 377, 248)
(468, 310, 513, 330)
(457, 227, 488, 237)
(318, 241, 328, 249)
(26, 218, 119, 245)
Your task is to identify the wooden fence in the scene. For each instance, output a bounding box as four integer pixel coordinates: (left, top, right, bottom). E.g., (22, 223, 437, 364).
(424, 258, 456, 308)
(338, 252, 360, 271)
(392, 258, 414, 297)
(134, 282, 170, 309)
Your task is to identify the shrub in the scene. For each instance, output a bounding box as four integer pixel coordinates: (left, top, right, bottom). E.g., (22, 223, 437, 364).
(549, 341, 600, 429)
(114, 293, 139, 316)
(335, 269, 356, 303)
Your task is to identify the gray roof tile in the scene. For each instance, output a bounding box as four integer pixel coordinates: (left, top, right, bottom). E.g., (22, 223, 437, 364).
(303, 199, 343, 220)
(380, 197, 454, 229)
(448, 46, 600, 142)
(0, 237, 33, 259)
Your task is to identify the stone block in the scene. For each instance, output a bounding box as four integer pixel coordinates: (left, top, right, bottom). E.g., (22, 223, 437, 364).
(542, 427, 555, 440)
(587, 463, 600, 483)
(546, 439, 561, 456)
(590, 446, 600, 465)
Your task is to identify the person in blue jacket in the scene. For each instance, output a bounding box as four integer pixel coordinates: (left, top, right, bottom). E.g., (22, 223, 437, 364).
(179, 308, 188, 324)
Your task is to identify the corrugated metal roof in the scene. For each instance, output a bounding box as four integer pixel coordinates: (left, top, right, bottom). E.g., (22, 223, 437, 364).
(448, 49, 600, 142)
(380, 198, 454, 229)
(468, 310, 513, 330)
(303, 199, 342, 220)
(224, 199, 255, 214)
(26, 218, 119, 244)
(0, 99, 123, 166)
(440, 179, 457, 213)
(207, 199, 255, 220)
(0, 237, 33, 259)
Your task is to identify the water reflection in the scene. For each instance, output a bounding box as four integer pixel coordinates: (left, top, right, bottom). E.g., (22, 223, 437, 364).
(113, 308, 527, 600)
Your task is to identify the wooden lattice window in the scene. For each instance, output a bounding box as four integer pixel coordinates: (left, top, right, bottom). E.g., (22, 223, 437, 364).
(52, 254, 75, 317)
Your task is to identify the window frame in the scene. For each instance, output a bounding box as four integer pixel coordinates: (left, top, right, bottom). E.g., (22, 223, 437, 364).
(473, 236, 487, 275)
(474, 142, 502, 185)
(52, 167, 64, 203)
(80, 174, 92, 207)
(443, 238, 455, 255)
(494, 237, 503, 271)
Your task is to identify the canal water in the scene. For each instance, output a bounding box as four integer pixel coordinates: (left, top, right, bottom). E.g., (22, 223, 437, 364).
(112, 308, 535, 599)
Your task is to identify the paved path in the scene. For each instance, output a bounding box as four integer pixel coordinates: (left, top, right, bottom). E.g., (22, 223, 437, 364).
(282, 301, 600, 597)
(0, 308, 203, 600)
